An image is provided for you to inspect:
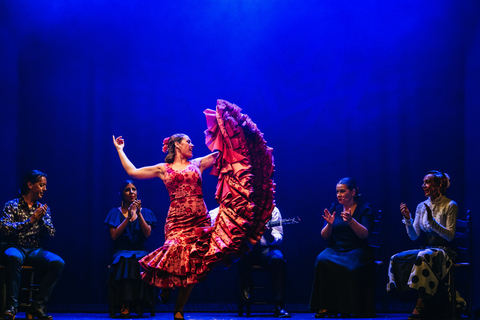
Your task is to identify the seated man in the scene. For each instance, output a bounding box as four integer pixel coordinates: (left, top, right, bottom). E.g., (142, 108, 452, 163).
(0, 170, 65, 320)
(210, 206, 291, 318)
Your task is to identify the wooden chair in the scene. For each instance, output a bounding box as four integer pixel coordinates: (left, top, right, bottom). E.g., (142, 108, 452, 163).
(370, 210, 385, 267)
(449, 211, 472, 320)
(237, 264, 276, 317)
(369, 210, 386, 313)
(0, 265, 39, 315)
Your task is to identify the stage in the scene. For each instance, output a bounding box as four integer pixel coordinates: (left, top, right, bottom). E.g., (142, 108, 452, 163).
(10, 312, 412, 320)
(0, 1, 479, 320)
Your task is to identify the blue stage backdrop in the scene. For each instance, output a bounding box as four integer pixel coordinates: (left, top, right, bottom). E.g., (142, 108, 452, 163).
(0, 0, 479, 313)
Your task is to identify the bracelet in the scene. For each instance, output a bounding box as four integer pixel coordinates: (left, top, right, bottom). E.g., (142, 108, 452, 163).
(348, 219, 355, 226)
(402, 217, 413, 226)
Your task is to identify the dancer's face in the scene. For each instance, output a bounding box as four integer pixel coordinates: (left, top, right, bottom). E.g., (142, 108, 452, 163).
(422, 174, 440, 199)
(27, 176, 47, 201)
(122, 183, 137, 205)
(336, 183, 355, 206)
(176, 136, 194, 159)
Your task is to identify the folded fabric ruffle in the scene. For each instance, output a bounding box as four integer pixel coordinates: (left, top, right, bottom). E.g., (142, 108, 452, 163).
(140, 239, 207, 288)
(194, 99, 276, 270)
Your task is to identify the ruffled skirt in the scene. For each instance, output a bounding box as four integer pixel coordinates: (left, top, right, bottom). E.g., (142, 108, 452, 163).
(198, 99, 276, 266)
(140, 196, 211, 288)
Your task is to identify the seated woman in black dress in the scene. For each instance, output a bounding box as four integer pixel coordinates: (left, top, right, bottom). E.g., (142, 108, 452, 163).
(105, 180, 157, 318)
(309, 177, 375, 318)
(387, 170, 464, 319)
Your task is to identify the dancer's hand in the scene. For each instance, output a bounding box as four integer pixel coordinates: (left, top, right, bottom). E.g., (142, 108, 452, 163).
(322, 208, 335, 225)
(31, 204, 48, 223)
(341, 208, 353, 224)
(135, 199, 142, 213)
(424, 204, 433, 221)
(127, 200, 141, 220)
(400, 202, 410, 220)
(112, 135, 125, 151)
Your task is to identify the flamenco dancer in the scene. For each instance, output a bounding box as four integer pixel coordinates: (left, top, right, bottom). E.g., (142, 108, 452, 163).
(112, 99, 275, 320)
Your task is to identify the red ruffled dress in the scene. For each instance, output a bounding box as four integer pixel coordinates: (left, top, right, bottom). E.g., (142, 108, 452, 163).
(140, 99, 275, 288)
(139, 159, 212, 288)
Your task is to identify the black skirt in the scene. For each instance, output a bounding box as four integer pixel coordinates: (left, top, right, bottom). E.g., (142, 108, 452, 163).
(107, 252, 154, 306)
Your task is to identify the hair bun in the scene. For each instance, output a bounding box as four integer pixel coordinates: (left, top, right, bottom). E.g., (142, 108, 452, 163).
(444, 172, 451, 188)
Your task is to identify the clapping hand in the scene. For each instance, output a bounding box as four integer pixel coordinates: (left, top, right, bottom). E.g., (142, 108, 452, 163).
(31, 204, 48, 223)
(127, 200, 141, 220)
(134, 199, 142, 213)
(341, 208, 353, 224)
(322, 208, 335, 225)
(424, 203, 433, 221)
(400, 202, 410, 220)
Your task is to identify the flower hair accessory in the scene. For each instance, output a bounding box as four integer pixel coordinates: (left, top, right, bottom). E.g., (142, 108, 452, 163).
(162, 137, 170, 153)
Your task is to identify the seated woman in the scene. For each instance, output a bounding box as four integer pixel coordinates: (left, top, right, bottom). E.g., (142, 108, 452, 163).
(105, 180, 157, 318)
(387, 170, 464, 319)
(309, 177, 375, 318)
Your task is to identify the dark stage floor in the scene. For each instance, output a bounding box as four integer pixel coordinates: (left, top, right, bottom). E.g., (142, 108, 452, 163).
(8, 312, 412, 320)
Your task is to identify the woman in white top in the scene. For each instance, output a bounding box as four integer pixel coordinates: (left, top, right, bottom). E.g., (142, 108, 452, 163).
(387, 170, 461, 320)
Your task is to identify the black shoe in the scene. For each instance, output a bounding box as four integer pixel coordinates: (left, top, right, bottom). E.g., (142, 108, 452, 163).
(135, 305, 144, 316)
(4, 306, 17, 320)
(241, 287, 251, 300)
(274, 306, 291, 318)
(314, 310, 328, 318)
(407, 306, 424, 320)
(173, 310, 184, 320)
(120, 304, 130, 318)
(26, 306, 52, 320)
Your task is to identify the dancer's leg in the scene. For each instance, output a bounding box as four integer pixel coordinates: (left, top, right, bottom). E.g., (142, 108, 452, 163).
(174, 285, 194, 319)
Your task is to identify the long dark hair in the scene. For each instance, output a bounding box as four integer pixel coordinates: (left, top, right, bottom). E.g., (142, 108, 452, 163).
(19, 170, 47, 195)
(164, 133, 187, 163)
(337, 177, 361, 202)
(118, 180, 136, 204)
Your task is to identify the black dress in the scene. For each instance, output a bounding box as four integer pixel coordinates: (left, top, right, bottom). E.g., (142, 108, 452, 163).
(105, 207, 157, 308)
(309, 202, 375, 317)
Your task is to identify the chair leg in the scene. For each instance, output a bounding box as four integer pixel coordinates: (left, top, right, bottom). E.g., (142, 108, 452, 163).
(468, 269, 473, 320)
(28, 269, 35, 306)
(150, 303, 155, 317)
(450, 267, 457, 320)
(150, 285, 156, 316)
(238, 301, 243, 317)
(108, 286, 115, 318)
(0, 268, 5, 317)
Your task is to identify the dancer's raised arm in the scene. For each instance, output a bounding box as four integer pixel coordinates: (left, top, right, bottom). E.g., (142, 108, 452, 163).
(112, 135, 165, 180)
(198, 152, 219, 173)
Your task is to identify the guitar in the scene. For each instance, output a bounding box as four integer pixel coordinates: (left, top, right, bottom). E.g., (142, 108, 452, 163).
(267, 216, 301, 228)
(196, 215, 301, 237)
